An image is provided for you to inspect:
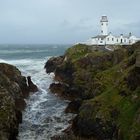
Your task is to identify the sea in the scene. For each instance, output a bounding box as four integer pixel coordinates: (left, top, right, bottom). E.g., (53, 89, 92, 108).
(0, 44, 74, 140)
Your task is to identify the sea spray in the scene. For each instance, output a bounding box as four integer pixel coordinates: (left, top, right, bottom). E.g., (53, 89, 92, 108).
(0, 44, 73, 140)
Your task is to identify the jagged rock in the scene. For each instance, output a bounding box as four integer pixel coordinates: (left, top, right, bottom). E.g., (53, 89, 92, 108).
(45, 42, 140, 140)
(44, 56, 64, 73)
(27, 76, 38, 92)
(54, 61, 75, 84)
(0, 63, 30, 140)
(72, 108, 118, 140)
(49, 83, 81, 100)
(65, 99, 82, 113)
(49, 83, 68, 95)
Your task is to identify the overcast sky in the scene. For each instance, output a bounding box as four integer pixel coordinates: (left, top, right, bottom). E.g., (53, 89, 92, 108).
(0, 0, 140, 44)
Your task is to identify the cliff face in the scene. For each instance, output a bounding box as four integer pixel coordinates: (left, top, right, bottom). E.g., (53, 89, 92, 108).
(0, 63, 29, 140)
(45, 44, 129, 99)
(45, 42, 140, 140)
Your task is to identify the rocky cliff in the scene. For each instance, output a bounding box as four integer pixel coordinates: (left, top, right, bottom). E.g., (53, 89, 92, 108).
(45, 42, 140, 140)
(0, 63, 36, 140)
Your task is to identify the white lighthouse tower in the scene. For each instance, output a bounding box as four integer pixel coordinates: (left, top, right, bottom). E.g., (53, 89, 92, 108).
(82, 16, 140, 46)
(100, 15, 108, 36)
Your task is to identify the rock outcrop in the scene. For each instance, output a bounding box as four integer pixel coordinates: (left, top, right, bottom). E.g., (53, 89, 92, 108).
(45, 42, 140, 140)
(0, 63, 37, 140)
(27, 76, 38, 92)
(44, 56, 64, 73)
(65, 99, 82, 114)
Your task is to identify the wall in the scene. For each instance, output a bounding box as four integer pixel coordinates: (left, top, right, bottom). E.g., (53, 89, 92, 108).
(85, 35, 139, 46)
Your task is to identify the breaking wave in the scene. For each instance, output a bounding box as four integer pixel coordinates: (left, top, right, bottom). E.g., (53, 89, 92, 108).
(0, 44, 73, 140)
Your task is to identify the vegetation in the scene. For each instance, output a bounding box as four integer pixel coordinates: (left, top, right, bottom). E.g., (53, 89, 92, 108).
(46, 42, 140, 140)
(0, 63, 29, 140)
(73, 43, 140, 140)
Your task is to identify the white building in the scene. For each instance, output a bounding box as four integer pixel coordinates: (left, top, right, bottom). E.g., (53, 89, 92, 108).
(84, 16, 140, 46)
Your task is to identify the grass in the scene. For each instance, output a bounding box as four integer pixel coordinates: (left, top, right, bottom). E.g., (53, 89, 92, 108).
(65, 44, 105, 63)
(58, 42, 140, 139)
(78, 51, 139, 139)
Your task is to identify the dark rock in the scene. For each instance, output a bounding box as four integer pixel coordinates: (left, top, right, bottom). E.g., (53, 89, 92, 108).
(49, 83, 81, 100)
(19, 76, 30, 98)
(126, 68, 140, 90)
(65, 99, 82, 113)
(15, 110, 23, 124)
(54, 61, 74, 84)
(45, 42, 140, 139)
(15, 98, 26, 111)
(72, 115, 117, 140)
(49, 83, 68, 95)
(27, 76, 38, 92)
(0, 63, 30, 140)
(44, 56, 64, 73)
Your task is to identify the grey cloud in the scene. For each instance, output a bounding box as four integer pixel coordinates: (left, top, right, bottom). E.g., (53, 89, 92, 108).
(0, 0, 139, 44)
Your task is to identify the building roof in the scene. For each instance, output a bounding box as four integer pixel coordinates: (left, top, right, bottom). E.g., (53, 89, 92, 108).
(92, 35, 108, 39)
(115, 36, 129, 39)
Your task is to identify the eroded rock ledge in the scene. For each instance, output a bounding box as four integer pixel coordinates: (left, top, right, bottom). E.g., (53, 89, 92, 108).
(0, 63, 37, 140)
(45, 43, 140, 140)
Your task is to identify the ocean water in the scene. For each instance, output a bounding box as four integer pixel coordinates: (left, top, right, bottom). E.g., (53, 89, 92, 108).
(0, 44, 74, 140)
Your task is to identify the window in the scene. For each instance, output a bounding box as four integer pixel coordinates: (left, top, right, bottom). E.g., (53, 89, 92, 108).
(108, 38, 109, 41)
(112, 38, 114, 41)
(101, 30, 103, 33)
(117, 39, 118, 42)
(101, 23, 103, 26)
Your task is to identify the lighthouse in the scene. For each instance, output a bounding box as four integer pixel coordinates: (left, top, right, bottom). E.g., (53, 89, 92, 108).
(81, 16, 139, 46)
(100, 15, 108, 36)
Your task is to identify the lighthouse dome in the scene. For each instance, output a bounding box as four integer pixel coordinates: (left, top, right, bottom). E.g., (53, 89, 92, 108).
(100, 15, 108, 22)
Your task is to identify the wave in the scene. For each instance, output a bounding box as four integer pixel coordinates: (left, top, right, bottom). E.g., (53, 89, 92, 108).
(0, 59, 7, 63)
(0, 55, 74, 140)
(15, 57, 74, 140)
(0, 57, 50, 64)
(0, 50, 49, 54)
(0, 57, 51, 77)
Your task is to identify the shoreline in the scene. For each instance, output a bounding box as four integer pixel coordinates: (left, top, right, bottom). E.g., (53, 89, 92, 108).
(45, 42, 140, 139)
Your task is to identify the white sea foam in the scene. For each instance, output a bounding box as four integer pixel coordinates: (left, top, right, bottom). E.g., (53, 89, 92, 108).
(0, 50, 49, 54)
(11, 58, 74, 140)
(0, 44, 74, 140)
(0, 59, 8, 63)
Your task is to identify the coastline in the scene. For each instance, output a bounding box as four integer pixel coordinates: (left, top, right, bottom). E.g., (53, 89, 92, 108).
(45, 42, 140, 139)
(0, 42, 140, 140)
